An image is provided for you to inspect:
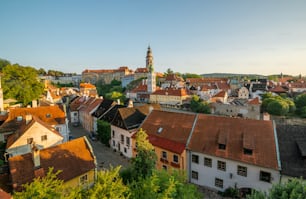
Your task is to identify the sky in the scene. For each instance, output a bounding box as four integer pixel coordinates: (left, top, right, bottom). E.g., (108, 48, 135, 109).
(1, 1, 306, 76)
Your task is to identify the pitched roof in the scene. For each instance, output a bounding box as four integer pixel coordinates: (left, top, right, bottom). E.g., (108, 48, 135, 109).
(188, 114, 279, 170)
(6, 115, 63, 149)
(113, 104, 161, 130)
(248, 97, 260, 105)
(269, 86, 288, 93)
(135, 68, 148, 73)
(80, 83, 96, 89)
(213, 90, 226, 98)
(276, 124, 306, 178)
(151, 88, 188, 97)
(9, 137, 96, 190)
(92, 99, 116, 117)
(0, 189, 11, 199)
(69, 96, 86, 111)
(7, 106, 66, 125)
(83, 98, 103, 114)
(140, 110, 197, 154)
(165, 74, 184, 82)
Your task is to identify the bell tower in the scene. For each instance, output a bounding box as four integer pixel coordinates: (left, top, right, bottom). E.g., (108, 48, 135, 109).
(146, 46, 156, 93)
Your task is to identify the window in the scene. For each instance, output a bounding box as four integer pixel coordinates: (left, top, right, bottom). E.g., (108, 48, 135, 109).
(112, 140, 115, 147)
(215, 178, 223, 188)
(260, 171, 271, 183)
(237, 165, 247, 177)
(204, 157, 212, 167)
(124, 147, 127, 153)
(217, 161, 226, 171)
(120, 134, 124, 144)
(244, 148, 253, 155)
(55, 127, 61, 132)
(192, 154, 199, 164)
(79, 174, 88, 185)
(112, 130, 115, 138)
(173, 155, 179, 163)
(191, 171, 198, 180)
(162, 151, 167, 159)
(27, 138, 33, 144)
(218, 144, 226, 150)
(162, 165, 167, 170)
(41, 135, 47, 141)
(126, 137, 130, 147)
(73, 112, 77, 116)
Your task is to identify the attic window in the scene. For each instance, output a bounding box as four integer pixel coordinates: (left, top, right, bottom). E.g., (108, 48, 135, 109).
(217, 131, 228, 150)
(46, 113, 51, 118)
(157, 127, 163, 134)
(296, 140, 306, 157)
(218, 144, 226, 150)
(243, 132, 254, 155)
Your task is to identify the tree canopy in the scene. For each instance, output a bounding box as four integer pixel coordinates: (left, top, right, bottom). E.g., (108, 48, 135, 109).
(0, 58, 10, 71)
(2, 64, 44, 105)
(190, 95, 211, 114)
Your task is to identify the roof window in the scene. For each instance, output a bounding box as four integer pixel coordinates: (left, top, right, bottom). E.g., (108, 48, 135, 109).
(157, 127, 163, 134)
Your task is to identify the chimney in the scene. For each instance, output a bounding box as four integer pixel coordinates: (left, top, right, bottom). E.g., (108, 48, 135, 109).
(25, 114, 32, 125)
(32, 146, 41, 168)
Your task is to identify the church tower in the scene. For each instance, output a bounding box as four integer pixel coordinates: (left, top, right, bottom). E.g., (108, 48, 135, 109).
(146, 46, 156, 93)
(0, 75, 4, 112)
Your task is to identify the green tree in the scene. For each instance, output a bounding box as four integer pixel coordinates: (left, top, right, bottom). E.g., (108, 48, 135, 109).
(295, 93, 306, 109)
(267, 100, 289, 116)
(37, 68, 47, 75)
(247, 178, 306, 199)
(0, 58, 10, 71)
(88, 167, 130, 199)
(97, 120, 111, 146)
(131, 128, 157, 179)
(13, 168, 83, 199)
(2, 64, 44, 105)
(190, 95, 210, 114)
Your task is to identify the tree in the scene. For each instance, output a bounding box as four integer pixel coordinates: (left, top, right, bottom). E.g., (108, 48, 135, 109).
(13, 167, 83, 199)
(88, 167, 130, 199)
(267, 100, 289, 116)
(97, 120, 111, 146)
(2, 64, 44, 106)
(131, 128, 157, 179)
(190, 95, 210, 114)
(295, 93, 306, 109)
(37, 68, 47, 75)
(0, 58, 10, 71)
(247, 178, 306, 199)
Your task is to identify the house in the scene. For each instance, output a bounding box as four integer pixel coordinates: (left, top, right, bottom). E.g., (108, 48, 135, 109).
(8, 136, 97, 191)
(79, 83, 98, 97)
(187, 114, 280, 192)
(276, 124, 306, 182)
(149, 88, 189, 108)
(161, 74, 185, 89)
(0, 105, 69, 142)
(69, 96, 86, 125)
(210, 97, 261, 120)
(92, 99, 116, 134)
(127, 80, 150, 102)
(238, 87, 249, 99)
(6, 115, 63, 157)
(136, 110, 197, 171)
(111, 104, 160, 158)
(210, 90, 228, 103)
(78, 97, 103, 133)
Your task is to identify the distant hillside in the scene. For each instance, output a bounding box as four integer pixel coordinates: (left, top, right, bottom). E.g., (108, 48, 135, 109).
(201, 73, 267, 79)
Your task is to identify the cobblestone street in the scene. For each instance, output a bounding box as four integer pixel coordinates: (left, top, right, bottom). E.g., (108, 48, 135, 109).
(69, 123, 130, 170)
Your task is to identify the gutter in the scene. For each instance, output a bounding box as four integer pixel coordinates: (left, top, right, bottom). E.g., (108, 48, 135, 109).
(272, 120, 282, 183)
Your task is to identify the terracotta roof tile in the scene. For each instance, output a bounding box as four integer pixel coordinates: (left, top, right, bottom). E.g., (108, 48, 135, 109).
(135, 68, 148, 73)
(0, 189, 11, 199)
(151, 88, 188, 97)
(248, 97, 260, 105)
(188, 115, 279, 170)
(140, 110, 196, 154)
(7, 106, 66, 125)
(9, 137, 96, 191)
(213, 90, 226, 97)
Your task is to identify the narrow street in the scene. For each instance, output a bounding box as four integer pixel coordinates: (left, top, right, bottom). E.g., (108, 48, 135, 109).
(68, 123, 130, 170)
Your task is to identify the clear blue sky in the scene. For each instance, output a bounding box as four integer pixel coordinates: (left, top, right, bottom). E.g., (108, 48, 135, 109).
(1, 1, 306, 76)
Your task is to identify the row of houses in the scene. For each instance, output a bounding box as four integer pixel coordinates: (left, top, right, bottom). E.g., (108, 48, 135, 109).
(67, 94, 305, 193)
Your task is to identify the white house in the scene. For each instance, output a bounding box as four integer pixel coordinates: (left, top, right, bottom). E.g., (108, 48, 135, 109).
(6, 115, 63, 157)
(187, 114, 281, 193)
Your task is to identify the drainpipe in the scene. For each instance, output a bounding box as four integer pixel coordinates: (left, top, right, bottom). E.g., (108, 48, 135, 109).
(272, 120, 282, 184)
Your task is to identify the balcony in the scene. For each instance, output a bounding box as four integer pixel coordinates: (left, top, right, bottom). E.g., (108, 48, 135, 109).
(170, 161, 180, 168)
(160, 158, 169, 164)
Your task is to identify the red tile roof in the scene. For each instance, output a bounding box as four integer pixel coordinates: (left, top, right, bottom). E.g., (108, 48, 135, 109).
(80, 83, 96, 89)
(135, 68, 148, 73)
(0, 189, 11, 199)
(165, 74, 184, 82)
(151, 88, 188, 97)
(9, 137, 96, 191)
(131, 84, 147, 93)
(188, 114, 279, 170)
(7, 106, 66, 125)
(213, 90, 226, 97)
(269, 86, 287, 93)
(140, 110, 196, 154)
(248, 97, 260, 105)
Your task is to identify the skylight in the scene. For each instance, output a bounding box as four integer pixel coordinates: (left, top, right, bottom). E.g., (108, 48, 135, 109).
(157, 127, 163, 134)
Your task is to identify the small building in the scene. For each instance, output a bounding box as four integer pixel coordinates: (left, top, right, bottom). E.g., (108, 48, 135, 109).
(8, 137, 97, 191)
(149, 88, 189, 108)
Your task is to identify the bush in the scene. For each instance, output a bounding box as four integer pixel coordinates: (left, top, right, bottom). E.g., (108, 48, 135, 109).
(222, 187, 239, 198)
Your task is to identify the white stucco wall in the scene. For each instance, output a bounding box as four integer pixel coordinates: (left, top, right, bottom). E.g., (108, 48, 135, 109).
(189, 152, 280, 193)
(110, 125, 135, 158)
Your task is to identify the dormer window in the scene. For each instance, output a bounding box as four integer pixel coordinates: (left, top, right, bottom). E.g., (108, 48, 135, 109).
(218, 144, 226, 150)
(46, 113, 51, 118)
(243, 148, 253, 155)
(243, 132, 254, 156)
(217, 131, 228, 150)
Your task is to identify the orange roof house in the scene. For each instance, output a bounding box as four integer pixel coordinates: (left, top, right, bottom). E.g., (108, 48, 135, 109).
(135, 110, 197, 170)
(9, 137, 97, 191)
